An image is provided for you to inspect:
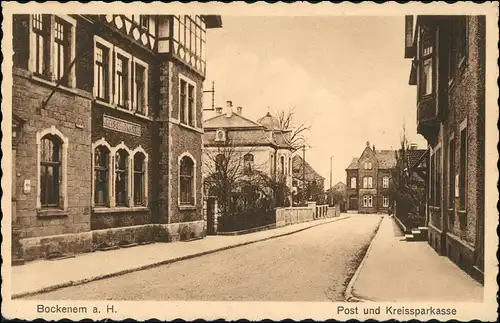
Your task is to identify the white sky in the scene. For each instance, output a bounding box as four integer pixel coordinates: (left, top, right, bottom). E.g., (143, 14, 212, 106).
(203, 16, 427, 189)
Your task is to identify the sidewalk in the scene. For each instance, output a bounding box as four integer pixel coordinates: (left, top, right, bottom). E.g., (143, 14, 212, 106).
(347, 215, 484, 302)
(11, 215, 349, 299)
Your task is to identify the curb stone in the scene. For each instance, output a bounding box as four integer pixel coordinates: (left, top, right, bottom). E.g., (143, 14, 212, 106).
(344, 215, 384, 302)
(12, 215, 350, 299)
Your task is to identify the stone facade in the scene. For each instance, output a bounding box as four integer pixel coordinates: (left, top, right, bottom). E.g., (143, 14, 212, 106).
(345, 142, 396, 213)
(11, 14, 222, 263)
(405, 15, 485, 283)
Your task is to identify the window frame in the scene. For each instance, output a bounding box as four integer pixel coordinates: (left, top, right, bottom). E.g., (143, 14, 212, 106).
(114, 47, 132, 110)
(178, 73, 197, 128)
(132, 57, 149, 116)
(459, 119, 468, 212)
(383, 176, 389, 189)
(28, 14, 77, 88)
(243, 153, 254, 175)
(383, 196, 389, 208)
(94, 36, 114, 103)
(132, 146, 149, 207)
(92, 142, 112, 207)
(350, 177, 357, 189)
(418, 23, 435, 98)
(430, 143, 442, 208)
(36, 126, 68, 210)
(178, 152, 197, 207)
(448, 133, 455, 212)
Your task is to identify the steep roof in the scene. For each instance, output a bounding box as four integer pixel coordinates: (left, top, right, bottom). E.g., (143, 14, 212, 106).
(292, 155, 325, 182)
(375, 150, 397, 169)
(346, 158, 359, 170)
(407, 149, 427, 169)
(204, 112, 262, 129)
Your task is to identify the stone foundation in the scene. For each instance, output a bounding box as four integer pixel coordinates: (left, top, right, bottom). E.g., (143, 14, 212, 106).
(19, 232, 93, 262)
(17, 220, 207, 263)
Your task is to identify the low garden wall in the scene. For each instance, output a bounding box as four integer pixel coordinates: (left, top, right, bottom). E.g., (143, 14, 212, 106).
(275, 206, 314, 227)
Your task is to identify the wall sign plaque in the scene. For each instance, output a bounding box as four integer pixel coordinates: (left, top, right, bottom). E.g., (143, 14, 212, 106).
(103, 115, 141, 137)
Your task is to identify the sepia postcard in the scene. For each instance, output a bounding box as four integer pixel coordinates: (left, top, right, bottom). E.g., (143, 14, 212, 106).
(1, 1, 498, 321)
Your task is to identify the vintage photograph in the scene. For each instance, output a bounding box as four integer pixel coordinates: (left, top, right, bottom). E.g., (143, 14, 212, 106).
(2, 2, 498, 321)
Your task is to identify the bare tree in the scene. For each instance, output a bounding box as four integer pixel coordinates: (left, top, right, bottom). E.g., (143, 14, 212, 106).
(203, 139, 273, 217)
(277, 107, 311, 152)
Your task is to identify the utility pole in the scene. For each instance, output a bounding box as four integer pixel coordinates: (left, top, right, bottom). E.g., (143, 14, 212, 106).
(302, 145, 306, 204)
(330, 155, 334, 205)
(203, 81, 216, 111)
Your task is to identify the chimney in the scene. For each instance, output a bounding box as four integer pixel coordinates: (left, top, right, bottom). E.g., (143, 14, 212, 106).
(366, 141, 370, 147)
(215, 106, 223, 115)
(373, 145, 376, 151)
(236, 106, 243, 115)
(225, 100, 233, 117)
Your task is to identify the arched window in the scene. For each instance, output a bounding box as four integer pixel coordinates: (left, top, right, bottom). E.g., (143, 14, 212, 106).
(133, 152, 146, 206)
(350, 177, 357, 189)
(383, 176, 389, 188)
(363, 176, 373, 189)
(215, 153, 225, 173)
(40, 134, 62, 207)
(94, 145, 110, 206)
(363, 195, 373, 207)
(115, 149, 129, 206)
(244, 153, 254, 175)
(180, 156, 195, 205)
(280, 156, 285, 175)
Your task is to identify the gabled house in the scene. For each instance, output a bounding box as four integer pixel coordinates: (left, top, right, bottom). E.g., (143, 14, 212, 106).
(292, 155, 325, 204)
(345, 141, 396, 213)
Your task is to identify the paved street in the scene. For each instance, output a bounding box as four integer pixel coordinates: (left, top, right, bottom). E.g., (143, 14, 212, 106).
(25, 214, 382, 301)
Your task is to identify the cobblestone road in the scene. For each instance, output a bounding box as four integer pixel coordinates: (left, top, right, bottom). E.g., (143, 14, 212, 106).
(27, 214, 382, 301)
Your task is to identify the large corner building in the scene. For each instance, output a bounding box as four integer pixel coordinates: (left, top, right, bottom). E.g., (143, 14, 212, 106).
(11, 14, 222, 264)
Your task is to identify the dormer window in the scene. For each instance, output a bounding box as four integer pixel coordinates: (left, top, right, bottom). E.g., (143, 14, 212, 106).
(418, 24, 434, 97)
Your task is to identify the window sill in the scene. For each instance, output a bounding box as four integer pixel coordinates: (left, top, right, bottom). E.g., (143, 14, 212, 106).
(31, 75, 78, 96)
(37, 209, 69, 218)
(179, 205, 196, 211)
(94, 99, 151, 121)
(93, 206, 148, 214)
(178, 122, 203, 134)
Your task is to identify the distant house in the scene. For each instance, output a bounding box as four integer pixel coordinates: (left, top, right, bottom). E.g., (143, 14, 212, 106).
(326, 181, 347, 208)
(345, 141, 397, 213)
(292, 155, 325, 204)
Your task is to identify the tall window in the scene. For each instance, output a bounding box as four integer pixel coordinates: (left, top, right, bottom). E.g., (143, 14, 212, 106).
(419, 25, 434, 96)
(95, 45, 109, 101)
(448, 137, 455, 211)
(459, 126, 468, 210)
(383, 176, 389, 188)
(116, 55, 128, 108)
(383, 196, 389, 208)
(180, 79, 186, 122)
(280, 156, 285, 175)
(94, 145, 110, 206)
(363, 176, 373, 189)
(140, 15, 149, 31)
(188, 84, 194, 126)
(40, 135, 62, 207)
(172, 16, 207, 69)
(115, 149, 129, 206)
(32, 14, 48, 76)
(363, 195, 373, 207)
(180, 156, 194, 205)
(134, 63, 146, 114)
(448, 16, 467, 83)
(244, 153, 254, 175)
(54, 18, 70, 85)
(179, 77, 196, 126)
(133, 153, 146, 206)
(431, 147, 442, 207)
(289, 157, 292, 175)
(350, 177, 357, 189)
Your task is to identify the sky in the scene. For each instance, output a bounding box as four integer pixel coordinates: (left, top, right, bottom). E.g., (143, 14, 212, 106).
(202, 16, 427, 189)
